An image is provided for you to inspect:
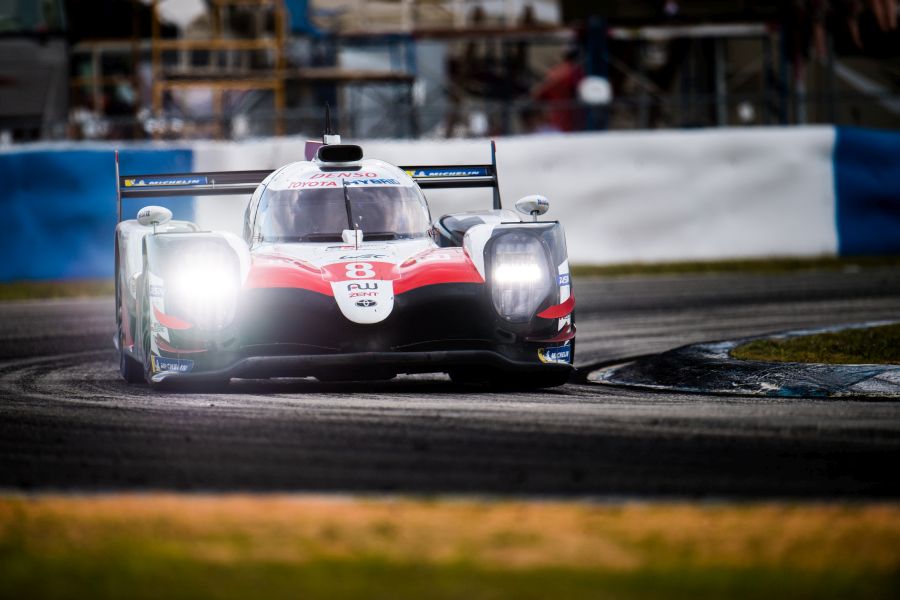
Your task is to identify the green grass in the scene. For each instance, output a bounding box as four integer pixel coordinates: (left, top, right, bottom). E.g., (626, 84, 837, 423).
(571, 255, 900, 278)
(732, 323, 900, 365)
(2, 556, 895, 600)
(0, 279, 114, 301)
(1, 496, 899, 600)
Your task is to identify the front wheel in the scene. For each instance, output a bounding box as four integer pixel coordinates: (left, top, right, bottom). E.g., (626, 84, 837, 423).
(118, 333, 144, 383)
(116, 248, 143, 384)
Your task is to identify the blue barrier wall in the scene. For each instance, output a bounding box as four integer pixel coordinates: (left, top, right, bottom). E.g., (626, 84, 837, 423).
(834, 127, 900, 256)
(0, 148, 192, 280)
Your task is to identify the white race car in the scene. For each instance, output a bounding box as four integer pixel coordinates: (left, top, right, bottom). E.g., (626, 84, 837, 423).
(114, 132, 575, 389)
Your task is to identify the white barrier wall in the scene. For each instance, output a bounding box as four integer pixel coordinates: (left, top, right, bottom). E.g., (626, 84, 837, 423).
(194, 127, 838, 264)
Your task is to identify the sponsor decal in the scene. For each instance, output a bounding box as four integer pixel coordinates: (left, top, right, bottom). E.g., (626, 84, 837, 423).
(538, 345, 571, 364)
(558, 273, 570, 286)
(349, 291, 377, 298)
(326, 245, 387, 252)
(288, 180, 337, 188)
(151, 355, 194, 373)
(347, 282, 378, 291)
(149, 285, 165, 297)
(287, 173, 400, 189)
(344, 178, 401, 186)
(309, 172, 378, 179)
(339, 254, 387, 260)
(407, 167, 489, 178)
(150, 322, 168, 334)
(124, 176, 208, 187)
(355, 299, 377, 308)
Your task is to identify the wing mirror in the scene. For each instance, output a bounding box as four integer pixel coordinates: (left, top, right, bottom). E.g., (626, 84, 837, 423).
(137, 205, 173, 232)
(515, 195, 550, 222)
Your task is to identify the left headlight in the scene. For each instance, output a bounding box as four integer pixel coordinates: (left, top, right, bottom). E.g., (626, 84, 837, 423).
(489, 232, 552, 322)
(168, 249, 239, 329)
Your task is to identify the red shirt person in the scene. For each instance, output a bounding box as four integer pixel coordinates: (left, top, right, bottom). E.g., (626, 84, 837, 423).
(533, 48, 585, 132)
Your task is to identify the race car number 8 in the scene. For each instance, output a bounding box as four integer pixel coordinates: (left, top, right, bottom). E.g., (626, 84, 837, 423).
(345, 262, 375, 279)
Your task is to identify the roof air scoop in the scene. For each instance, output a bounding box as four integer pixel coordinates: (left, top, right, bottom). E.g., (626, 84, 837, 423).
(316, 144, 363, 164)
(312, 103, 361, 164)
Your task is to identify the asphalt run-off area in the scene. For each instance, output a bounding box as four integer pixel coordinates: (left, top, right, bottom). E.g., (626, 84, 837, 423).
(1, 267, 899, 498)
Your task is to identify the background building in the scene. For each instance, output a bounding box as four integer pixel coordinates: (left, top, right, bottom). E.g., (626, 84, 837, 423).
(0, 0, 897, 141)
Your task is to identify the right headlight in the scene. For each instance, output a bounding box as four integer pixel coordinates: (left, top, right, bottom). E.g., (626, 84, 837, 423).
(489, 232, 552, 322)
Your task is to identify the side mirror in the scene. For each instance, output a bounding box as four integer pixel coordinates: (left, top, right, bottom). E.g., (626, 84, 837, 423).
(515, 195, 550, 222)
(137, 205, 173, 230)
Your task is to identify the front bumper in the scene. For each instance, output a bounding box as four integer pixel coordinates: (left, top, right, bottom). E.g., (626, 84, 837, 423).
(149, 349, 572, 385)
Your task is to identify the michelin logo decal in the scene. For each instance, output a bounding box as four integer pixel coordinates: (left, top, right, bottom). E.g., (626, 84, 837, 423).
(151, 356, 194, 373)
(406, 167, 490, 178)
(538, 345, 571, 364)
(125, 176, 208, 187)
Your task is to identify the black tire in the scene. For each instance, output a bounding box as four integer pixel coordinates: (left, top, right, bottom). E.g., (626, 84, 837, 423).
(118, 326, 144, 384)
(116, 243, 144, 384)
(134, 267, 158, 387)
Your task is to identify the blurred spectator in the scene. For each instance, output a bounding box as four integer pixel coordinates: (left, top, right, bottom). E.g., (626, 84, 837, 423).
(532, 47, 585, 132)
(663, 1, 680, 20)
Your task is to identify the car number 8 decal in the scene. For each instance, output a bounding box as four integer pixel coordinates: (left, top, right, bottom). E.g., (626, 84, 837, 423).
(345, 262, 375, 279)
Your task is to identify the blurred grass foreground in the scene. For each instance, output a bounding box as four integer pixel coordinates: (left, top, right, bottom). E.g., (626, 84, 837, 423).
(733, 323, 900, 365)
(1, 495, 899, 600)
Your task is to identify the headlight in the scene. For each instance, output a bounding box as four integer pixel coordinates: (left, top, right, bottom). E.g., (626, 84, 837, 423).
(490, 232, 552, 322)
(168, 248, 239, 329)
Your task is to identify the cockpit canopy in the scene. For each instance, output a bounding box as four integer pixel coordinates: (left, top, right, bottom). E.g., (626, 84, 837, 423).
(254, 182, 431, 243)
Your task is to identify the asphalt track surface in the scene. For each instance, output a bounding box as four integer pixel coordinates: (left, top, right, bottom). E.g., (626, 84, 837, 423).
(1, 268, 899, 498)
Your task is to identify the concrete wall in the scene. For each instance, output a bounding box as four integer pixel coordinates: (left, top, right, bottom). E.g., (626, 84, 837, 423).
(1, 126, 897, 280)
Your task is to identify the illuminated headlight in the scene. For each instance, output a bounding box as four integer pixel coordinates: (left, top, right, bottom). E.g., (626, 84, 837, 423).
(168, 250, 239, 329)
(490, 233, 552, 322)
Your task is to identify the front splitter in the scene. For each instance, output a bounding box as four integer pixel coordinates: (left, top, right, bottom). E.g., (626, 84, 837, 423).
(150, 349, 572, 385)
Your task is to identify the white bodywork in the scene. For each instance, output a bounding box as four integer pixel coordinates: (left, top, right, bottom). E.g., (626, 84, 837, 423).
(118, 159, 520, 327)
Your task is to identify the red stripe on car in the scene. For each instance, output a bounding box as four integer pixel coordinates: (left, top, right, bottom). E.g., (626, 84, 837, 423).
(155, 335, 206, 354)
(153, 305, 194, 330)
(245, 263, 333, 295)
(537, 295, 575, 319)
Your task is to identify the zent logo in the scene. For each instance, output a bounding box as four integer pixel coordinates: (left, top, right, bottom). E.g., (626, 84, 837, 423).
(345, 263, 375, 279)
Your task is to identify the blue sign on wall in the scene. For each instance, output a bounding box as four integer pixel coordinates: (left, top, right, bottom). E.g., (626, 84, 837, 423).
(834, 127, 900, 256)
(0, 148, 192, 280)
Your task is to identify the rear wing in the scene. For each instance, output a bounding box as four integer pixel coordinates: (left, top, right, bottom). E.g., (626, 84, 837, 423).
(115, 153, 270, 223)
(116, 140, 502, 222)
(400, 140, 502, 210)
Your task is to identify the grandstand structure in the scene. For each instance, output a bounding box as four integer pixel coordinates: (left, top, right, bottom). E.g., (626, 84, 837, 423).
(6, 0, 896, 141)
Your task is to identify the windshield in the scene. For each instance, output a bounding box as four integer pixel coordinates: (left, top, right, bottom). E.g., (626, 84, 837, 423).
(255, 184, 431, 242)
